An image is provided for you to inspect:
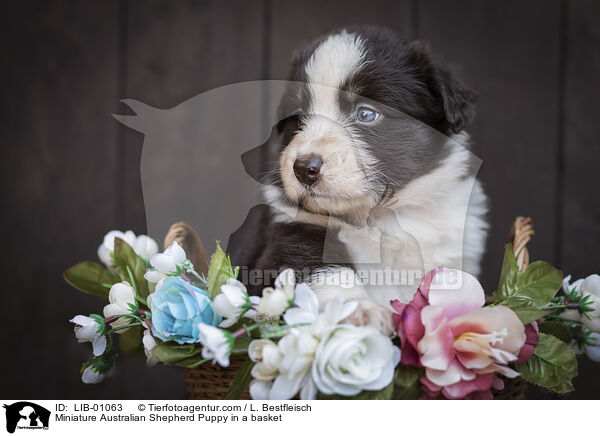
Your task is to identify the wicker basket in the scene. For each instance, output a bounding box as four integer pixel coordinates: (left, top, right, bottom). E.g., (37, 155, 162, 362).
(493, 377, 527, 400)
(169, 217, 534, 400)
(184, 366, 528, 400)
(185, 357, 251, 400)
(488, 216, 535, 400)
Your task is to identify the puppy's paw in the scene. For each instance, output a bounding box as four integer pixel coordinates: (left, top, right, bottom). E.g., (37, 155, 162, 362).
(342, 298, 395, 337)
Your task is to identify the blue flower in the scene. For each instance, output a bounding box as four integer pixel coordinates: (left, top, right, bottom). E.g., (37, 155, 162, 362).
(150, 277, 221, 344)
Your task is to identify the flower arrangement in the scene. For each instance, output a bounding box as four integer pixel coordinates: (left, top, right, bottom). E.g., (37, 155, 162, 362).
(64, 219, 600, 399)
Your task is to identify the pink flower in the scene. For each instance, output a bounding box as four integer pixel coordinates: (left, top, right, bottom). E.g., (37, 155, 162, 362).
(514, 322, 539, 363)
(392, 267, 527, 400)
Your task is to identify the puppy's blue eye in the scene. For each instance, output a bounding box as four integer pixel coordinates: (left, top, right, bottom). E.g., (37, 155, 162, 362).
(356, 107, 380, 123)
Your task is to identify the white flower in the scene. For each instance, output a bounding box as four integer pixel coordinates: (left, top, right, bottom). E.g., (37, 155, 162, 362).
(198, 324, 234, 367)
(103, 282, 137, 333)
(249, 339, 282, 381)
(571, 331, 600, 361)
(570, 339, 585, 356)
(283, 283, 320, 325)
(97, 230, 158, 268)
(287, 292, 358, 339)
(81, 357, 114, 385)
(98, 230, 135, 267)
(309, 295, 358, 334)
(560, 274, 600, 327)
(133, 234, 160, 263)
(256, 269, 297, 317)
(580, 274, 600, 332)
(563, 274, 584, 294)
(247, 283, 361, 400)
(561, 275, 583, 322)
(70, 315, 107, 356)
(268, 329, 319, 399)
(256, 287, 289, 317)
(151, 241, 187, 274)
(143, 329, 160, 367)
(585, 332, 600, 362)
(81, 365, 108, 384)
(214, 278, 259, 327)
(144, 270, 166, 286)
(312, 324, 400, 397)
(249, 379, 273, 400)
(560, 308, 582, 322)
(145, 241, 188, 284)
(260, 295, 358, 400)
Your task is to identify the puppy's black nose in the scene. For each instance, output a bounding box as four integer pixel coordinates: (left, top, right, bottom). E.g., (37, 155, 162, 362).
(293, 155, 323, 186)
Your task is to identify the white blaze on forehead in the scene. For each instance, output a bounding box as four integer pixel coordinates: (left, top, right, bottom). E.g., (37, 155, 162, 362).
(305, 31, 366, 121)
(305, 31, 366, 88)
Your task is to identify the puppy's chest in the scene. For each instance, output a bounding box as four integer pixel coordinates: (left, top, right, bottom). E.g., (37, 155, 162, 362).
(334, 210, 465, 272)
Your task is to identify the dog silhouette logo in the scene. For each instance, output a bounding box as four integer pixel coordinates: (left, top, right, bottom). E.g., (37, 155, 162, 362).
(3, 402, 50, 433)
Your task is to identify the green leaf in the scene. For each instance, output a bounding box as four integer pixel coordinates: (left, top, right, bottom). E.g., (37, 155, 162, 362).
(206, 241, 237, 300)
(514, 332, 578, 394)
(550, 380, 575, 395)
(90, 355, 114, 373)
(113, 238, 150, 302)
(152, 342, 204, 367)
(501, 305, 547, 326)
(88, 314, 106, 334)
(174, 356, 209, 368)
(496, 255, 563, 324)
(494, 244, 520, 301)
(63, 261, 120, 300)
(231, 335, 252, 355)
(223, 359, 254, 400)
(318, 383, 394, 400)
(539, 321, 572, 344)
(393, 365, 423, 400)
(517, 261, 563, 300)
(118, 325, 144, 355)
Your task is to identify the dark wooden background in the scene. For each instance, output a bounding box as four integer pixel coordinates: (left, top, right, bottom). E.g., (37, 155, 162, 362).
(1, 0, 599, 399)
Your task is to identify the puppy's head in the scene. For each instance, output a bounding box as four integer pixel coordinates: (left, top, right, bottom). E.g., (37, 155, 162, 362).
(268, 27, 476, 217)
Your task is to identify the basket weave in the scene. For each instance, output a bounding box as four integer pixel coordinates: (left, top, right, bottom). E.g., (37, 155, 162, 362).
(185, 357, 251, 400)
(493, 377, 528, 400)
(171, 217, 534, 400)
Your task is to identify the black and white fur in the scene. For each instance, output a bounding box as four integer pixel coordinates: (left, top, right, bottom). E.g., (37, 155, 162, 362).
(230, 27, 488, 335)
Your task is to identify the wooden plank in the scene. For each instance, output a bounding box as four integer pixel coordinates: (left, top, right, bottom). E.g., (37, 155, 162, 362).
(418, 0, 562, 292)
(121, 0, 267, 242)
(561, 0, 600, 279)
(119, 0, 266, 398)
(559, 0, 600, 400)
(0, 0, 121, 398)
(269, 0, 414, 80)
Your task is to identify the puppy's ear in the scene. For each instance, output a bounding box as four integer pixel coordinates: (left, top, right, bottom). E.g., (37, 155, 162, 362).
(431, 61, 477, 133)
(408, 41, 476, 134)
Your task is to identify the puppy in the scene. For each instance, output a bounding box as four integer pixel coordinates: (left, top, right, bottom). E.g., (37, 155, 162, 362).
(230, 26, 488, 335)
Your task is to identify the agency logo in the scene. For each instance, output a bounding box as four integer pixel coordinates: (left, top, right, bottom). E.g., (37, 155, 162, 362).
(3, 402, 50, 434)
